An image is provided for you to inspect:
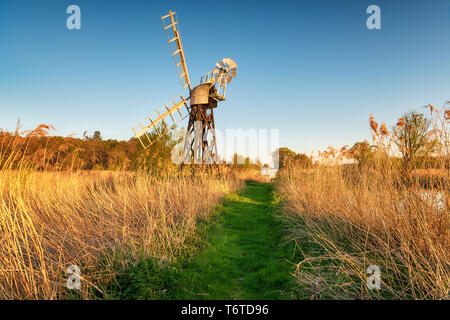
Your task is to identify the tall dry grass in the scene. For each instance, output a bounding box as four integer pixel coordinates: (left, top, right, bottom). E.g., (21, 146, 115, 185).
(277, 104, 449, 299)
(0, 170, 244, 299)
(0, 128, 248, 299)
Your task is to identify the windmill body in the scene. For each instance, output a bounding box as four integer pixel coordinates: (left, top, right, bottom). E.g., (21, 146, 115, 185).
(132, 10, 237, 165)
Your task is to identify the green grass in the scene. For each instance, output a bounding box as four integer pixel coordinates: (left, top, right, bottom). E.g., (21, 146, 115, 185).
(108, 181, 299, 300)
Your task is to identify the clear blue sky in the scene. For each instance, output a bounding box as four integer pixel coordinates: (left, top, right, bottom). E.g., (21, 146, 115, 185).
(1, 0, 449, 155)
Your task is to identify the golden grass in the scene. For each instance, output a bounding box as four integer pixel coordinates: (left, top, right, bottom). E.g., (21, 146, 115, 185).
(277, 104, 449, 299)
(277, 103, 450, 301)
(0, 169, 245, 299)
(277, 165, 449, 299)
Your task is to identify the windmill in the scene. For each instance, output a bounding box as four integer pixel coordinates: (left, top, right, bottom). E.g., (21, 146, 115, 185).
(132, 10, 237, 165)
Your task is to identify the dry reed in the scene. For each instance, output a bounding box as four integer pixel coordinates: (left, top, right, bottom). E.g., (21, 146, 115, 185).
(0, 128, 248, 299)
(277, 104, 449, 299)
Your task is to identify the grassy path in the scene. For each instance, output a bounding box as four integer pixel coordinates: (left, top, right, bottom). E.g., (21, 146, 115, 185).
(175, 181, 294, 299)
(112, 181, 296, 299)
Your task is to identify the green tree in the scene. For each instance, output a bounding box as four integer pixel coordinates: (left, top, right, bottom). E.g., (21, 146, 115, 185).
(293, 153, 313, 168)
(393, 111, 436, 170)
(278, 147, 297, 168)
(92, 131, 102, 140)
(349, 141, 374, 167)
(135, 124, 181, 175)
(232, 153, 246, 165)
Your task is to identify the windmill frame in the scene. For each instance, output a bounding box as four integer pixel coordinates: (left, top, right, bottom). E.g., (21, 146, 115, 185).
(132, 10, 237, 166)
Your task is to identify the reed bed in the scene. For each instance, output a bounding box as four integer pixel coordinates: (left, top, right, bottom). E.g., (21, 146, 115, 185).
(277, 165, 448, 299)
(0, 169, 244, 299)
(276, 104, 449, 299)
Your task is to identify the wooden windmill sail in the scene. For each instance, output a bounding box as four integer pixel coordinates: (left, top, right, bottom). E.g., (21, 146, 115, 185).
(132, 10, 237, 164)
